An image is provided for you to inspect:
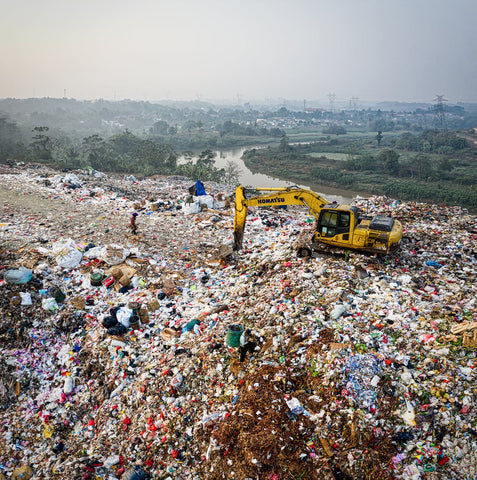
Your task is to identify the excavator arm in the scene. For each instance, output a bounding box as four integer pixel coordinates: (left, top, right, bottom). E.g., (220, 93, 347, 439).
(234, 186, 329, 250)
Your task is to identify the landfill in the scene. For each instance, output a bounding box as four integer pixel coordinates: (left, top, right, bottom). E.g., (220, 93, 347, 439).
(0, 163, 476, 480)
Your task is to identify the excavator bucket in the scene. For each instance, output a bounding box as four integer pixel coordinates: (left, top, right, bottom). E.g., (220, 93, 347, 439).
(233, 230, 243, 250)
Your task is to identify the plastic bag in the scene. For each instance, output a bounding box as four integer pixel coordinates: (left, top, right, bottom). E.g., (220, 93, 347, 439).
(4, 266, 33, 284)
(42, 298, 59, 311)
(103, 454, 120, 468)
(182, 202, 200, 214)
(121, 466, 150, 480)
(101, 244, 129, 265)
(64, 377, 74, 394)
(20, 292, 33, 305)
(330, 303, 348, 320)
(116, 306, 133, 328)
(285, 397, 304, 414)
(52, 239, 83, 269)
(197, 194, 214, 208)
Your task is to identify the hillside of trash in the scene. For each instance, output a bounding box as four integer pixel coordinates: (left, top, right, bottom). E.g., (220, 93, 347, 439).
(0, 164, 476, 480)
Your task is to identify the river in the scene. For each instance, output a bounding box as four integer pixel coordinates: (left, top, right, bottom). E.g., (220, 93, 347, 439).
(209, 146, 355, 204)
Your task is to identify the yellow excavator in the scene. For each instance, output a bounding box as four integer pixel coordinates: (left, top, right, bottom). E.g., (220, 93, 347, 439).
(233, 186, 403, 256)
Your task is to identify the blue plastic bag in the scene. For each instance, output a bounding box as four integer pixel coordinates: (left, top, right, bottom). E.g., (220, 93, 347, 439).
(4, 266, 33, 284)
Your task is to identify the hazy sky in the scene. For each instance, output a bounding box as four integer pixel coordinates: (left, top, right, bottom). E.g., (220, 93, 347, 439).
(1, 0, 476, 104)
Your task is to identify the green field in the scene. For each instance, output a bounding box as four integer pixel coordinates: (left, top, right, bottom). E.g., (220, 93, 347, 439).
(243, 129, 477, 211)
(306, 152, 349, 161)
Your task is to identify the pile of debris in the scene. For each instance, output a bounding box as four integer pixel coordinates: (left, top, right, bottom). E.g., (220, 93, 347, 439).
(0, 164, 476, 480)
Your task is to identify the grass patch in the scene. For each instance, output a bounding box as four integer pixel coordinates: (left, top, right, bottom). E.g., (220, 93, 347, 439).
(306, 152, 349, 161)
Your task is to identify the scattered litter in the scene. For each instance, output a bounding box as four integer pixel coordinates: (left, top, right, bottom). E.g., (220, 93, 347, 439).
(0, 164, 476, 480)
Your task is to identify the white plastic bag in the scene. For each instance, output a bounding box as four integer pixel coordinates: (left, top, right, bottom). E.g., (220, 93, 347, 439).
(42, 298, 59, 311)
(52, 239, 83, 269)
(285, 397, 304, 414)
(330, 303, 348, 320)
(64, 376, 74, 394)
(182, 202, 200, 214)
(197, 195, 214, 209)
(83, 246, 103, 259)
(116, 307, 132, 328)
(214, 200, 226, 209)
(20, 292, 32, 305)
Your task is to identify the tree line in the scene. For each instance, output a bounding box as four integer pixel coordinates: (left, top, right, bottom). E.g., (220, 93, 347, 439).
(243, 131, 477, 209)
(0, 119, 241, 184)
(344, 129, 469, 182)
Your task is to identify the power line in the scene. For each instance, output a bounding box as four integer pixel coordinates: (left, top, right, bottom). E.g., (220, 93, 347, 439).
(433, 94, 447, 130)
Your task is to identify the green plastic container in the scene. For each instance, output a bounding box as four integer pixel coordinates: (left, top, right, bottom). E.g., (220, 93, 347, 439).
(226, 324, 244, 347)
(90, 273, 103, 286)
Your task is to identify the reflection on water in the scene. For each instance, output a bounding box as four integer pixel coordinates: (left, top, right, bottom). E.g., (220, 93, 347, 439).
(212, 147, 354, 204)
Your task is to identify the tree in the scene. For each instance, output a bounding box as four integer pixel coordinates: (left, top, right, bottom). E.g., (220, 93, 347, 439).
(82, 134, 108, 170)
(196, 149, 216, 169)
(30, 126, 53, 161)
(64, 146, 82, 168)
(150, 120, 169, 135)
(322, 125, 347, 135)
(270, 127, 285, 137)
(276, 107, 290, 116)
(414, 154, 432, 179)
(108, 131, 178, 174)
(359, 154, 377, 171)
(438, 156, 453, 172)
(177, 149, 221, 181)
(183, 120, 197, 133)
(436, 146, 453, 155)
(223, 159, 242, 185)
(376, 131, 383, 146)
(396, 132, 419, 151)
(377, 149, 400, 175)
(346, 145, 359, 163)
(51, 135, 82, 169)
(0, 117, 25, 161)
(279, 135, 290, 152)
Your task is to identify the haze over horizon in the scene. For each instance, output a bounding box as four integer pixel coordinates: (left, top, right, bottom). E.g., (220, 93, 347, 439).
(1, 0, 476, 106)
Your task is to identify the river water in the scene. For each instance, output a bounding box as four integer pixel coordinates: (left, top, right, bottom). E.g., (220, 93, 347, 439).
(209, 146, 354, 204)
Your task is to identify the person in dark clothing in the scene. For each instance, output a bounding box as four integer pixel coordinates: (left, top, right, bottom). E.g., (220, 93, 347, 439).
(130, 212, 138, 235)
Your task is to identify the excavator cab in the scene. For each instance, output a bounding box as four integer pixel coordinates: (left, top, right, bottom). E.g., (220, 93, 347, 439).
(316, 206, 356, 239)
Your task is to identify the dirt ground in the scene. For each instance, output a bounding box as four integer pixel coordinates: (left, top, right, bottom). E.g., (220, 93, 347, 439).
(0, 174, 128, 246)
(0, 166, 231, 270)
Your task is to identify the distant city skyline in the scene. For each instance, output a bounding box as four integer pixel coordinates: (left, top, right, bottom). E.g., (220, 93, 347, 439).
(1, 0, 476, 104)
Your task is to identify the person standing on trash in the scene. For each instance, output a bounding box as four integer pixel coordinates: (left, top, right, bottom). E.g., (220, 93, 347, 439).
(130, 212, 138, 235)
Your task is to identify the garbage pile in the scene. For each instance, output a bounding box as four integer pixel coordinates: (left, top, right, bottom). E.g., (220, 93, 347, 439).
(0, 164, 476, 480)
